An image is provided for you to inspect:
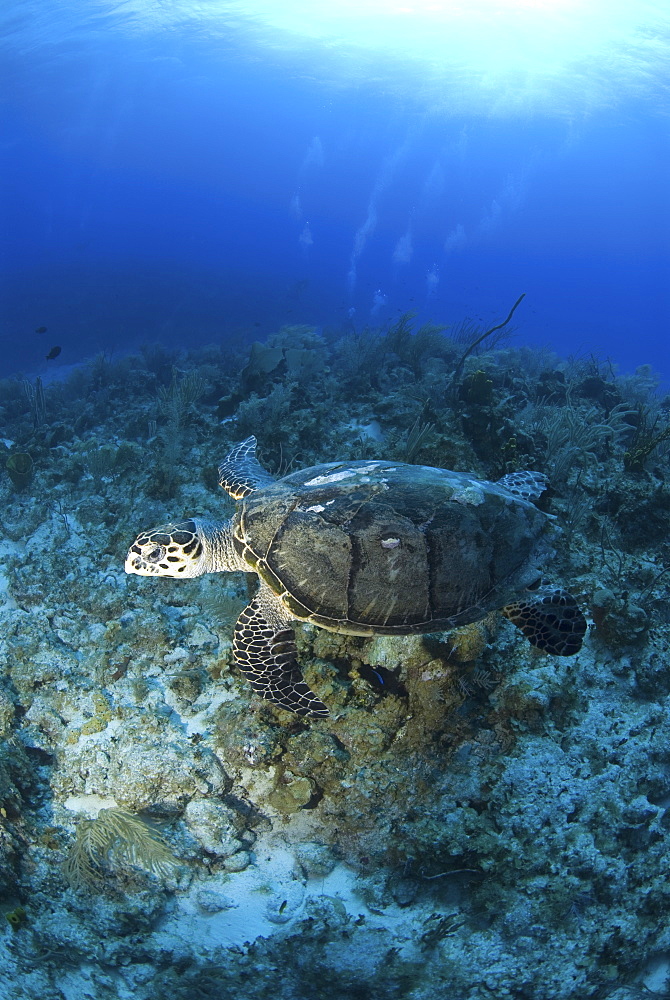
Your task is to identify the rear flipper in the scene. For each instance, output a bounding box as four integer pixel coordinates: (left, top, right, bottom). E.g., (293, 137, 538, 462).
(503, 587, 586, 656)
(233, 584, 329, 717)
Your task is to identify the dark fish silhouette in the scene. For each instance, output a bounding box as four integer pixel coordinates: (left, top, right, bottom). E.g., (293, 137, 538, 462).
(45, 346, 61, 360)
(35, 326, 47, 334)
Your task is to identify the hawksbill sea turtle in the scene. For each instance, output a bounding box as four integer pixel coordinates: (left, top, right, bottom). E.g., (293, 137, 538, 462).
(124, 436, 586, 718)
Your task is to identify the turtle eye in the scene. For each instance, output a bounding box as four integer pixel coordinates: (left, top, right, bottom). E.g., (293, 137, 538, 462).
(146, 545, 166, 563)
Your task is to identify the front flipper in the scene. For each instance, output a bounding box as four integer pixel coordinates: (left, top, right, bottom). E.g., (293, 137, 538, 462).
(218, 436, 275, 499)
(233, 585, 329, 717)
(503, 586, 587, 656)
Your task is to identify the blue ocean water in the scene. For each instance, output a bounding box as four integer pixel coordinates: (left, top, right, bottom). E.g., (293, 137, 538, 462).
(1, 0, 669, 383)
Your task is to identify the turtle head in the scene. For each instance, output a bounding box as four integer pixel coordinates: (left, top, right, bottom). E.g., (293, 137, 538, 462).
(125, 519, 209, 578)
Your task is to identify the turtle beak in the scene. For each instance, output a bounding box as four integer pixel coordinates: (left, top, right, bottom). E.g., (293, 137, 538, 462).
(124, 538, 168, 576)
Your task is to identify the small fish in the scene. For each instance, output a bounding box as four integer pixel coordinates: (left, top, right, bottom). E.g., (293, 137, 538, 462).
(35, 326, 47, 334)
(45, 346, 61, 361)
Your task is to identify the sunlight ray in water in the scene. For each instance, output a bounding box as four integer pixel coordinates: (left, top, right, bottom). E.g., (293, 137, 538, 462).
(3, 0, 670, 116)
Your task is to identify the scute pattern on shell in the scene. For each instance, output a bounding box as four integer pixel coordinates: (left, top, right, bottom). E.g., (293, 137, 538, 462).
(235, 460, 556, 636)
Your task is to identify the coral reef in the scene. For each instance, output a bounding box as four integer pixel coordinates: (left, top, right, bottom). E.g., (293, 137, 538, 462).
(0, 320, 669, 998)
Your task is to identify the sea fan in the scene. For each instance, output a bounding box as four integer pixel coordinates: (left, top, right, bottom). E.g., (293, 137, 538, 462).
(63, 807, 178, 890)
